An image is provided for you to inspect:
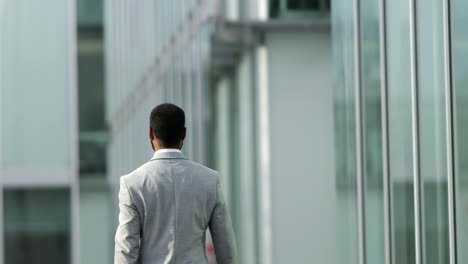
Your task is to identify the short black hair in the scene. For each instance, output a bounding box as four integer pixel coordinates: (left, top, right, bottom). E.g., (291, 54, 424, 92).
(150, 103, 185, 147)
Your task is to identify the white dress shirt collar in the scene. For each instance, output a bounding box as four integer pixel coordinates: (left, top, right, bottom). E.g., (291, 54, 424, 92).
(154, 148, 182, 155)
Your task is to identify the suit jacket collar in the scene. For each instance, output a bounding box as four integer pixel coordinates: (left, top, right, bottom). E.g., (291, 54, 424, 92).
(150, 150, 187, 161)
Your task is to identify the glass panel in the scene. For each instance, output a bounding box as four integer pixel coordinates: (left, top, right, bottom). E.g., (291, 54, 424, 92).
(451, 0, 468, 262)
(386, 0, 415, 263)
(332, 0, 359, 263)
(78, 50, 105, 132)
(77, 0, 108, 177)
(181, 55, 187, 114)
(361, 0, 384, 262)
(77, 0, 103, 25)
(174, 60, 182, 106)
(200, 25, 212, 164)
(191, 37, 200, 162)
(287, 0, 320, 10)
(170, 63, 176, 104)
(416, 0, 450, 263)
(4, 189, 71, 264)
(270, 0, 281, 18)
(271, 0, 330, 19)
(183, 50, 194, 159)
(0, 0, 71, 168)
(181, 53, 190, 157)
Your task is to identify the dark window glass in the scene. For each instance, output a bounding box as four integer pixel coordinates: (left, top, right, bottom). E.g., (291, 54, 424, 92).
(77, 0, 107, 177)
(270, 0, 280, 18)
(270, 0, 330, 19)
(287, 0, 320, 10)
(4, 189, 71, 264)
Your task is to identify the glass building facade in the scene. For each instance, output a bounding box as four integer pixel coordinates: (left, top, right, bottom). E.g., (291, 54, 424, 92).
(333, 0, 468, 264)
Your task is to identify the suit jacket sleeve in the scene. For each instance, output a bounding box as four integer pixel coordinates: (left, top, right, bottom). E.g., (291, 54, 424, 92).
(209, 177, 238, 264)
(115, 177, 141, 264)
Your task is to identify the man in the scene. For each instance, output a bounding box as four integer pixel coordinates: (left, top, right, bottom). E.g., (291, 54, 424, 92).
(115, 103, 237, 264)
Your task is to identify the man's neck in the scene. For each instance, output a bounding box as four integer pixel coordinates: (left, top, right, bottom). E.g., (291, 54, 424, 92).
(152, 139, 181, 152)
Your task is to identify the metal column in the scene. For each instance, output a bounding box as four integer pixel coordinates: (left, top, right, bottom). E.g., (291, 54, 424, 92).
(442, 0, 457, 263)
(353, 0, 366, 263)
(379, 0, 394, 264)
(408, 0, 425, 263)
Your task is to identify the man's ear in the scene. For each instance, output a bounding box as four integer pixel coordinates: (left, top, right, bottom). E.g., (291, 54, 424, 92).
(149, 127, 154, 140)
(181, 127, 187, 140)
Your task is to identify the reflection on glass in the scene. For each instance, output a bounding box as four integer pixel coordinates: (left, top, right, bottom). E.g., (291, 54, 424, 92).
(416, 0, 450, 263)
(361, 0, 384, 262)
(451, 0, 468, 262)
(386, 0, 415, 263)
(332, 0, 358, 263)
(4, 189, 71, 264)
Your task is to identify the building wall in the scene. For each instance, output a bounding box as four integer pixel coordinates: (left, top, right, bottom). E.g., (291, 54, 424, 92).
(266, 30, 336, 264)
(0, 0, 78, 263)
(79, 181, 112, 264)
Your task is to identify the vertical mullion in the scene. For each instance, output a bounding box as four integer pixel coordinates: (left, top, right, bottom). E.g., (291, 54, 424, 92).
(0, 2, 4, 262)
(353, 0, 366, 263)
(187, 49, 194, 159)
(379, 0, 393, 264)
(196, 36, 204, 163)
(68, 0, 80, 263)
(409, 0, 424, 263)
(200, 33, 206, 164)
(442, 0, 457, 263)
(256, 45, 272, 264)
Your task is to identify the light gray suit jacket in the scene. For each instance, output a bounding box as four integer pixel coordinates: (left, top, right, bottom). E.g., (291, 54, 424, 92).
(115, 151, 237, 264)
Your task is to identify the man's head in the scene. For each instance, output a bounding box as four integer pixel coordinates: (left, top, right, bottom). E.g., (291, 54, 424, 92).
(149, 103, 186, 150)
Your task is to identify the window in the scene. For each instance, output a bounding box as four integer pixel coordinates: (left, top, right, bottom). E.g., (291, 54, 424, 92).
(4, 189, 71, 264)
(77, 0, 108, 177)
(270, 0, 330, 19)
